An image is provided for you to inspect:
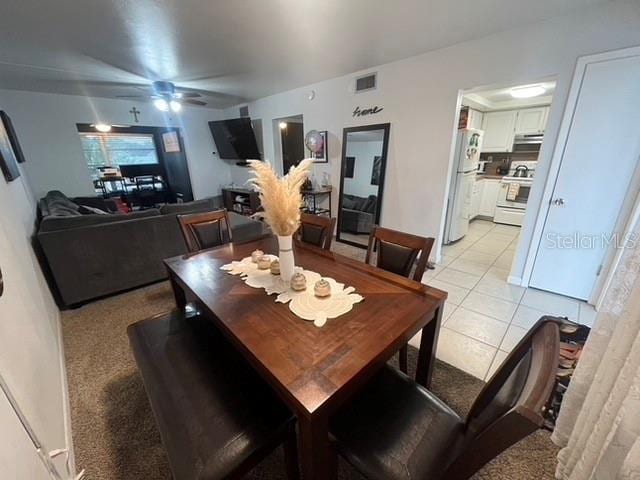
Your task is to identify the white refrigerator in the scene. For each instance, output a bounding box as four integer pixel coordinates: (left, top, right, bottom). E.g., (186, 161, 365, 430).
(444, 128, 484, 244)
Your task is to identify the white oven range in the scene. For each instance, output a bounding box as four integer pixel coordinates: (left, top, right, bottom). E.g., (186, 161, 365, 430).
(494, 176, 533, 226)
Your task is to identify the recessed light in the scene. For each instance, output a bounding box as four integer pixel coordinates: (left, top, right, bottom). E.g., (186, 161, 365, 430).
(154, 98, 169, 111)
(169, 100, 182, 112)
(510, 85, 546, 99)
(94, 123, 112, 132)
(279, 122, 288, 130)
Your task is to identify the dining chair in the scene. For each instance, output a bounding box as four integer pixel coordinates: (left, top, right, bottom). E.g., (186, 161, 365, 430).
(129, 309, 300, 479)
(365, 226, 435, 373)
(297, 213, 336, 250)
(178, 209, 232, 253)
(329, 318, 560, 480)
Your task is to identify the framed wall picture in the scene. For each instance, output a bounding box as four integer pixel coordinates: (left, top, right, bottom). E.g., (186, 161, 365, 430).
(345, 156, 355, 178)
(370, 155, 382, 186)
(162, 130, 181, 153)
(0, 111, 21, 182)
(0, 112, 25, 163)
(310, 130, 328, 163)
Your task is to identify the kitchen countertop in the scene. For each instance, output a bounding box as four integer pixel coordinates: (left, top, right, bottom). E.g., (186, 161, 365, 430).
(476, 173, 504, 180)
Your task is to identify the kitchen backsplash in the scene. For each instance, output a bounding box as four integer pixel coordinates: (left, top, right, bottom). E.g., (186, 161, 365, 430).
(480, 151, 538, 175)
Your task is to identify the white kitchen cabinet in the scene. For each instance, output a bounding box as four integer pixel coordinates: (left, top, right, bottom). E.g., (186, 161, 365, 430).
(515, 106, 549, 135)
(470, 178, 483, 219)
(468, 108, 484, 130)
(481, 111, 517, 152)
(479, 179, 501, 217)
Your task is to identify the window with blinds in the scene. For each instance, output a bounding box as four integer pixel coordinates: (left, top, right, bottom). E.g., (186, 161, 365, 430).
(79, 133, 159, 178)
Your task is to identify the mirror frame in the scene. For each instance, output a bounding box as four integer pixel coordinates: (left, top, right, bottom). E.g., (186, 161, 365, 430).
(336, 123, 391, 248)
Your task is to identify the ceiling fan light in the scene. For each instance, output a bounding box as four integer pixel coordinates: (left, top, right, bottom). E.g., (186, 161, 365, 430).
(169, 100, 182, 112)
(94, 123, 112, 133)
(510, 85, 546, 99)
(154, 98, 169, 111)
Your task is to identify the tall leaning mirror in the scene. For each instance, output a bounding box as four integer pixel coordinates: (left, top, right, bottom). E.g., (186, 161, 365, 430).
(337, 123, 391, 248)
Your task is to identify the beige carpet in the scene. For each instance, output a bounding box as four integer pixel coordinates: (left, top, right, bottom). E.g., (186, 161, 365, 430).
(62, 280, 558, 480)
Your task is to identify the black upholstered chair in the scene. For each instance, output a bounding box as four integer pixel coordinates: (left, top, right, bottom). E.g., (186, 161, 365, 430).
(365, 226, 435, 373)
(178, 209, 232, 253)
(329, 318, 560, 480)
(297, 213, 336, 250)
(128, 310, 300, 480)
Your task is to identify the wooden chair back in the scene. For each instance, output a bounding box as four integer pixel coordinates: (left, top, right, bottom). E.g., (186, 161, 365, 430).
(365, 226, 434, 281)
(443, 318, 560, 479)
(298, 213, 336, 250)
(177, 209, 232, 253)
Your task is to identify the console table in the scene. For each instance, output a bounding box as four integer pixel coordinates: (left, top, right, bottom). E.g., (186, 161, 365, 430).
(222, 187, 261, 216)
(302, 186, 333, 217)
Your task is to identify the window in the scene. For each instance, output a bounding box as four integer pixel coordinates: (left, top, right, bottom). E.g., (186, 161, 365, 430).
(79, 133, 159, 179)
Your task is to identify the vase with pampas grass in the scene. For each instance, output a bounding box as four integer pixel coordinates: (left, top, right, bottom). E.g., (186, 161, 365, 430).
(248, 158, 313, 282)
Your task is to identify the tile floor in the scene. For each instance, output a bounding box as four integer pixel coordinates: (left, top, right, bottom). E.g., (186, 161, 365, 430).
(410, 219, 597, 381)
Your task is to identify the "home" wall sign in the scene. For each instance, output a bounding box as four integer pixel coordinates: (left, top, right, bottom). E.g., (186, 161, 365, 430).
(352, 106, 384, 117)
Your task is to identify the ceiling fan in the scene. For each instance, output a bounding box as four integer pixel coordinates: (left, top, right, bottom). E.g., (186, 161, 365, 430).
(117, 80, 207, 112)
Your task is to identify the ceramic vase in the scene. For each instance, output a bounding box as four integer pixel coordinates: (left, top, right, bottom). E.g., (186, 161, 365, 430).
(277, 235, 295, 282)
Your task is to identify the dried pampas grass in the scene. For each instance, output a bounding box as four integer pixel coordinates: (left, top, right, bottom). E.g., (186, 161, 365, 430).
(248, 158, 313, 236)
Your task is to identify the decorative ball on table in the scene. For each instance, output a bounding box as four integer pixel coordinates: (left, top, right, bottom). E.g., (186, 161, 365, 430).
(290, 272, 307, 292)
(257, 256, 271, 270)
(270, 259, 280, 275)
(314, 279, 331, 298)
(251, 250, 264, 263)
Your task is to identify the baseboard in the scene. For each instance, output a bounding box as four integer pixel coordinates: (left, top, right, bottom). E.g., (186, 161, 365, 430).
(507, 275, 524, 286)
(56, 313, 76, 479)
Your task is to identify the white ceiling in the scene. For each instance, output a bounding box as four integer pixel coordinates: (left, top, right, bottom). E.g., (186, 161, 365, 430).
(0, 0, 606, 108)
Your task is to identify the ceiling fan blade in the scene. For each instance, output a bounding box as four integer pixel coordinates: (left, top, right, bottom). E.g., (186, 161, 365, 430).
(176, 92, 202, 98)
(184, 99, 207, 106)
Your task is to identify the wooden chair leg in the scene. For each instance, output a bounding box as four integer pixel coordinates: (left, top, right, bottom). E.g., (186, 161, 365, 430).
(399, 344, 408, 374)
(284, 425, 300, 480)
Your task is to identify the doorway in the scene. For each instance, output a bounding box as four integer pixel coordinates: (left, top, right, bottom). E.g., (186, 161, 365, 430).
(440, 80, 556, 279)
(275, 115, 304, 173)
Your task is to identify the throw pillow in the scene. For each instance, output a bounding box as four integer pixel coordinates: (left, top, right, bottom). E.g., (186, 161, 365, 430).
(78, 205, 109, 215)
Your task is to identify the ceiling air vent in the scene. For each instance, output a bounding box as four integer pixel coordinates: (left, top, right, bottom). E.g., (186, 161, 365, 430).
(355, 73, 377, 93)
(239, 105, 249, 117)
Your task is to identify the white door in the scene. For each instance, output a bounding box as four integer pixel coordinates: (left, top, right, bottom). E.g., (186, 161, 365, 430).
(481, 111, 517, 152)
(515, 107, 549, 135)
(530, 52, 640, 300)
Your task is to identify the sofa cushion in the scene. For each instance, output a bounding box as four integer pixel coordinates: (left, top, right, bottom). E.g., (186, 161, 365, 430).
(228, 212, 266, 244)
(39, 190, 82, 217)
(160, 198, 217, 216)
(363, 195, 378, 214)
(78, 205, 109, 215)
(39, 209, 160, 232)
(342, 196, 357, 210)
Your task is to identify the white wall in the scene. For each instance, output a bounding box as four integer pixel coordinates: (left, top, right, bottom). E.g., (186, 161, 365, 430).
(344, 140, 383, 198)
(0, 89, 230, 200)
(0, 165, 70, 476)
(224, 0, 640, 277)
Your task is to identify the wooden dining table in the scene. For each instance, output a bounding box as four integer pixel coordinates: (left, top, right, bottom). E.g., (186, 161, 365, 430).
(164, 236, 447, 480)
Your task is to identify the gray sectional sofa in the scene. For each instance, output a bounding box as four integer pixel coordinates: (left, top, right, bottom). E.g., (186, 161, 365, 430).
(36, 191, 266, 307)
(340, 194, 377, 234)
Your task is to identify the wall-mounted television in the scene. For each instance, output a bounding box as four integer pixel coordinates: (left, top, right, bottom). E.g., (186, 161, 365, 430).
(208, 118, 262, 162)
